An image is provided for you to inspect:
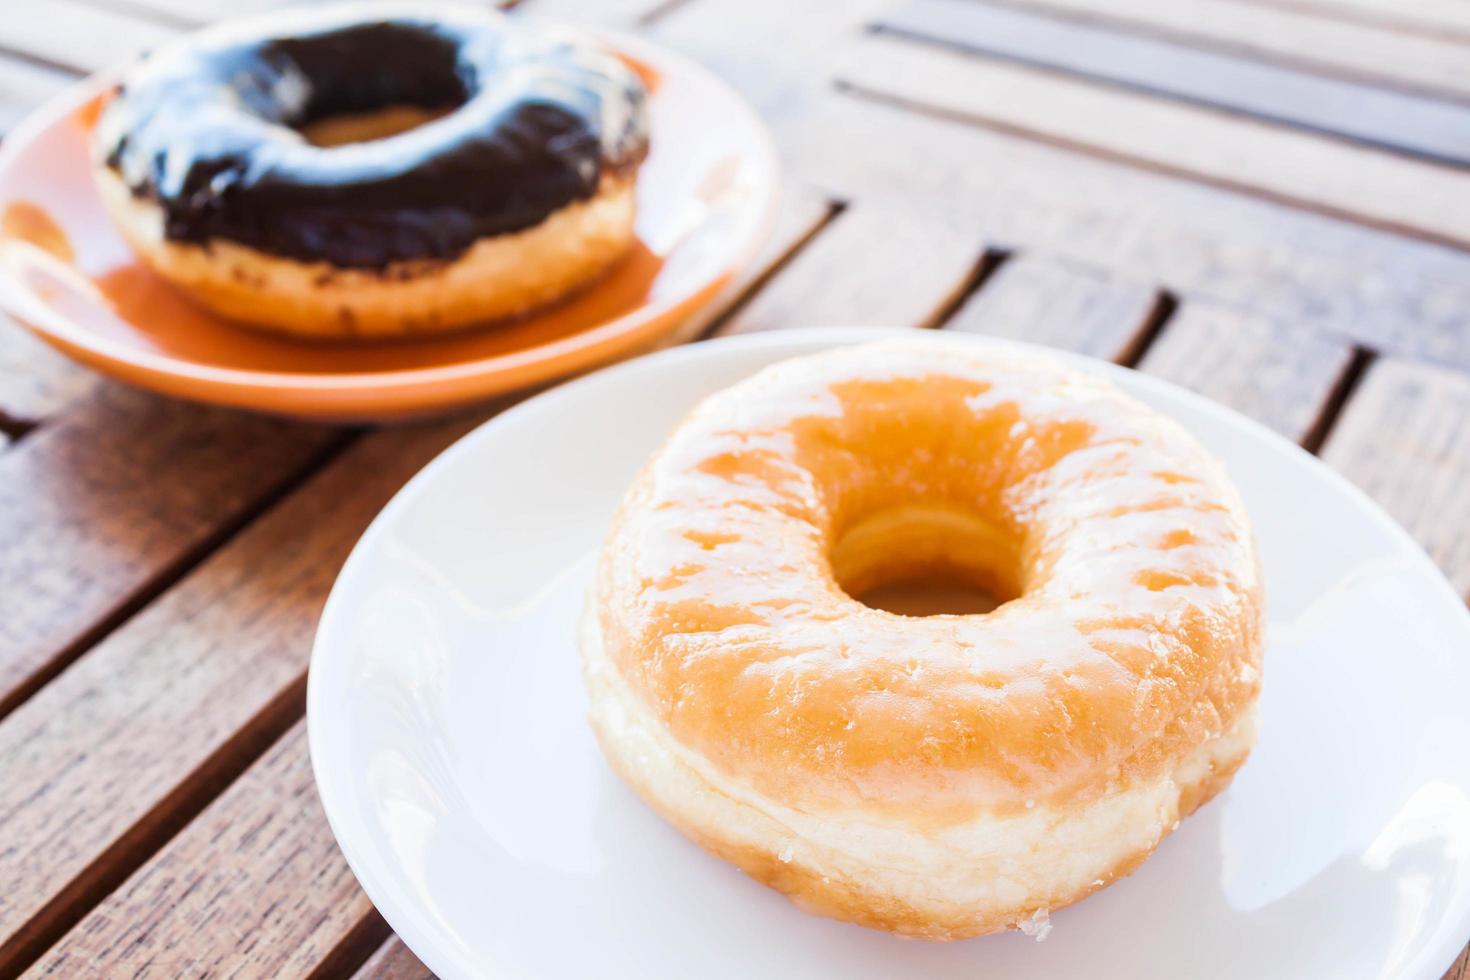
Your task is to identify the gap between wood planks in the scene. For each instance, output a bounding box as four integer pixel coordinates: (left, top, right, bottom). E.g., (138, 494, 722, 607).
(873, 0, 1470, 169)
(921, 247, 1010, 331)
(0, 411, 473, 977)
(695, 198, 847, 339)
(830, 74, 1470, 259)
(954, 0, 1470, 107)
(632, 0, 701, 27)
(350, 936, 432, 980)
(305, 909, 393, 980)
(923, 247, 1179, 368)
(701, 184, 1368, 457)
(1299, 345, 1377, 454)
(16, 721, 396, 980)
(699, 184, 1367, 458)
(0, 677, 309, 976)
(0, 44, 88, 79)
(1112, 292, 1177, 370)
(1079, 280, 1372, 454)
(785, 209, 1370, 454)
(0, 428, 359, 723)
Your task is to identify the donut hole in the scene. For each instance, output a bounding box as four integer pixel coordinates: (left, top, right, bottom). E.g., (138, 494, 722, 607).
(830, 505, 1025, 617)
(299, 105, 455, 146)
(274, 22, 470, 146)
(855, 577, 1004, 617)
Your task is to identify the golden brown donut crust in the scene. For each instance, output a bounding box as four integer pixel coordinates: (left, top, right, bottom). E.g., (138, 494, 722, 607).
(585, 338, 1263, 937)
(95, 169, 638, 340)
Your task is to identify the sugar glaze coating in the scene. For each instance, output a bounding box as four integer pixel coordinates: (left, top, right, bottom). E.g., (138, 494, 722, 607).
(584, 338, 1263, 939)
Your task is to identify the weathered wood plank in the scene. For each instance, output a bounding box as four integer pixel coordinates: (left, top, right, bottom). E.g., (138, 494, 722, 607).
(0, 0, 174, 75)
(667, 182, 836, 345)
(976, 0, 1470, 103)
(942, 254, 1161, 361)
(1249, 0, 1470, 45)
(354, 938, 434, 980)
(778, 91, 1470, 370)
(942, 256, 1354, 443)
(0, 317, 101, 426)
(22, 723, 384, 980)
(1137, 302, 1356, 441)
(649, 0, 888, 127)
(0, 415, 476, 973)
(0, 388, 341, 717)
(715, 202, 982, 334)
(877, 0, 1470, 167)
(0, 55, 73, 133)
(1320, 358, 1470, 597)
(838, 31, 1470, 249)
(652, 0, 1470, 369)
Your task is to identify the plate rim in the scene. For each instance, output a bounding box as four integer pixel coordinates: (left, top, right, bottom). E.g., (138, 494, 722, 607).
(308, 326, 1470, 979)
(0, 28, 780, 408)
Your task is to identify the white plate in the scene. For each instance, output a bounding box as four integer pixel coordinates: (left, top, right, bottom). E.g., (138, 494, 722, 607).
(309, 328, 1470, 979)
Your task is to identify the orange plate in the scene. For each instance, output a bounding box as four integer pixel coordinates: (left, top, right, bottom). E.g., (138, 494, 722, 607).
(0, 31, 779, 421)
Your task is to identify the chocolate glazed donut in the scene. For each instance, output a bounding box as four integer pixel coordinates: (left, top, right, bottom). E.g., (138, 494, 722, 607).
(92, 2, 651, 339)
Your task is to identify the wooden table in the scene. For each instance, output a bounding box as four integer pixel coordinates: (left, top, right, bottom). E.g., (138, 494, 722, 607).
(1, 0, 1468, 975)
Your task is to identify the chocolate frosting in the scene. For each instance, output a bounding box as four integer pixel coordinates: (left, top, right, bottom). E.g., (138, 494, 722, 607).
(95, 5, 649, 269)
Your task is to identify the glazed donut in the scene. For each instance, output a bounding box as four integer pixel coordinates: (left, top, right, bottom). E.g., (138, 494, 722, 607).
(92, 2, 649, 339)
(582, 338, 1263, 941)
